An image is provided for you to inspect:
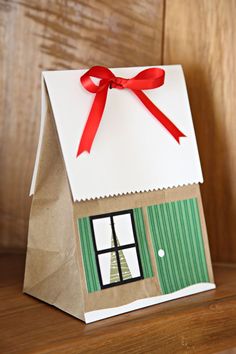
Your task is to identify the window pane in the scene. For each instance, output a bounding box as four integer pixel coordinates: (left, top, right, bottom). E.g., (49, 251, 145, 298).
(92, 217, 112, 251)
(119, 248, 141, 279)
(98, 252, 120, 286)
(113, 213, 135, 246)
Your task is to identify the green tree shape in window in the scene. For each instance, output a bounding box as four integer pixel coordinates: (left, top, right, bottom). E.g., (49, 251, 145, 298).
(110, 230, 132, 284)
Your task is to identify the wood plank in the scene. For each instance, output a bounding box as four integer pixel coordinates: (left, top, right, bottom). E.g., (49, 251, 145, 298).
(164, 0, 236, 262)
(0, 0, 164, 249)
(1, 253, 236, 353)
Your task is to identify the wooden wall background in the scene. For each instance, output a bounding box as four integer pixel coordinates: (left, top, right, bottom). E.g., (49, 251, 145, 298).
(0, 0, 235, 263)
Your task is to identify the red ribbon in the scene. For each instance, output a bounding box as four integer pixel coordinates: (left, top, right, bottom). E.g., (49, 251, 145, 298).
(77, 66, 185, 157)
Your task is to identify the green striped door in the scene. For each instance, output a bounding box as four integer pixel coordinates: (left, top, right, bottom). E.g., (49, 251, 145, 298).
(147, 198, 209, 294)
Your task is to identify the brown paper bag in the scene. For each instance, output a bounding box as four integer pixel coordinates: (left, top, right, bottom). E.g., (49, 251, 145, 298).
(24, 67, 215, 323)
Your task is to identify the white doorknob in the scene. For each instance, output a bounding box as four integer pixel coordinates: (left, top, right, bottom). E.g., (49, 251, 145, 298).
(158, 249, 165, 257)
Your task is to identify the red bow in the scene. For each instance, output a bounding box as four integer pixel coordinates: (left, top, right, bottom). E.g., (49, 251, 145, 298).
(77, 66, 185, 157)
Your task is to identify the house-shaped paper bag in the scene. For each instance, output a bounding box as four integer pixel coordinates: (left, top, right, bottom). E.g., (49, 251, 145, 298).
(24, 65, 215, 323)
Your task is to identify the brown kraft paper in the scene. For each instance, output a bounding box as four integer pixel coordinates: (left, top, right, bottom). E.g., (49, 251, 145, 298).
(24, 88, 214, 321)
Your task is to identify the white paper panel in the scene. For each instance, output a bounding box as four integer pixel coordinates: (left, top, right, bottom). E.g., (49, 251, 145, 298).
(31, 65, 203, 201)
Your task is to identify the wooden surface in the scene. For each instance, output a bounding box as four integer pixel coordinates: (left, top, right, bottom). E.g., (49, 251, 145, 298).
(1, 253, 236, 353)
(164, 0, 236, 262)
(0, 0, 164, 249)
(0, 0, 236, 263)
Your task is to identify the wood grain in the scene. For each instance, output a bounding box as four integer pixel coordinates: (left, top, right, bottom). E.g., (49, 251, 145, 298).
(1, 253, 236, 353)
(164, 0, 236, 262)
(0, 0, 164, 249)
(1, 0, 236, 264)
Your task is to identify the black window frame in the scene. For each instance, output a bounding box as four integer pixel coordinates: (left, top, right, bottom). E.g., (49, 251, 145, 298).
(90, 209, 144, 289)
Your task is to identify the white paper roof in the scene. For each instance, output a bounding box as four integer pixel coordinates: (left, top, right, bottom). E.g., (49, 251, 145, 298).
(30, 65, 203, 201)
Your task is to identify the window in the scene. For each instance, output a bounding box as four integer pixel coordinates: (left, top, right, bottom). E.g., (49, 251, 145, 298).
(78, 208, 153, 293)
(90, 210, 144, 289)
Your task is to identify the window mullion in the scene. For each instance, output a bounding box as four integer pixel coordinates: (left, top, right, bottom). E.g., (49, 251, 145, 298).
(97, 243, 136, 255)
(111, 216, 123, 282)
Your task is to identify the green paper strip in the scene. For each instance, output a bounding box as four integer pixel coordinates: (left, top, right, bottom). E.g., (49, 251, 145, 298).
(133, 208, 154, 279)
(78, 218, 101, 293)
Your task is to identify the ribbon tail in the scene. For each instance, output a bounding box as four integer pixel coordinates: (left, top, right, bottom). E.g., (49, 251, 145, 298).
(133, 90, 186, 143)
(77, 85, 109, 157)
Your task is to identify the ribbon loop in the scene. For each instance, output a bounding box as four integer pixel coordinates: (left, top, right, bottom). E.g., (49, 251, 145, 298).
(77, 66, 185, 157)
